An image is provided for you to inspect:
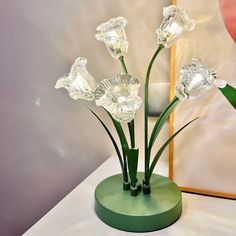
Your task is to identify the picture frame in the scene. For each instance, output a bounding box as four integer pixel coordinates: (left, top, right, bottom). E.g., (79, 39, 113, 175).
(168, 0, 236, 199)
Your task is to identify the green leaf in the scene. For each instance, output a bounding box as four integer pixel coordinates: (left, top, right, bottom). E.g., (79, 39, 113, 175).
(147, 117, 199, 181)
(88, 108, 124, 174)
(219, 84, 236, 109)
(128, 120, 135, 148)
(148, 96, 179, 155)
(106, 111, 130, 182)
(106, 111, 129, 153)
(127, 148, 139, 187)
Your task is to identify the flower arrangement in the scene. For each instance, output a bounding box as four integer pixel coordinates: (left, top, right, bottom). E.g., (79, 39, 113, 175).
(56, 5, 236, 198)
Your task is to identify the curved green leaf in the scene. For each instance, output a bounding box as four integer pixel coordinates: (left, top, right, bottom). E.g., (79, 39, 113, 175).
(147, 117, 199, 181)
(219, 84, 236, 109)
(106, 111, 130, 182)
(88, 108, 124, 175)
(148, 96, 179, 155)
(128, 120, 135, 148)
(106, 111, 129, 153)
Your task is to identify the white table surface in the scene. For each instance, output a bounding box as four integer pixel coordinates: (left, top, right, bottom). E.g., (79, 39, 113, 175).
(23, 156, 236, 236)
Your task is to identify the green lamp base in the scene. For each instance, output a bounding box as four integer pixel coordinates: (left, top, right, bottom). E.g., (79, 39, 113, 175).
(95, 172, 182, 232)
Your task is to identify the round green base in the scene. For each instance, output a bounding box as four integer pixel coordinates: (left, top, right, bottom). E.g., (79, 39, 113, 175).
(95, 172, 182, 232)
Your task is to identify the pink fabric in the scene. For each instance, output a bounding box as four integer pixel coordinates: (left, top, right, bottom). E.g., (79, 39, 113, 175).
(219, 0, 236, 43)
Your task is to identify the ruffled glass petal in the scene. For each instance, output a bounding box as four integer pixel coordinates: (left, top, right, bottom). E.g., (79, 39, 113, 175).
(55, 57, 96, 101)
(95, 73, 142, 122)
(95, 17, 129, 59)
(175, 58, 227, 100)
(156, 5, 195, 48)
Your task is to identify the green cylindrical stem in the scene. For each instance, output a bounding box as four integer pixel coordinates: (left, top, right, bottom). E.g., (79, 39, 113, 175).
(123, 181, 130, 191)
(119, 56, 128, 74)
(144, 45, 164, 183)
(130, 185, 138, 196)
(119, 56, 136, 150)
(119, 56, 138, 193)
(122, 149, 129, 183)
(143, 183, 151, 195)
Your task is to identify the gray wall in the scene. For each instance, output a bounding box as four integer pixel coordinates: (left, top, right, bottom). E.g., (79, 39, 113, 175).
(0, 1, 170, 235)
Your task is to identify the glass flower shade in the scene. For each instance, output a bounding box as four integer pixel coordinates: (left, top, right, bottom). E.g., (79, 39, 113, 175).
(156, 5, 195, 48)
(55, 57, 96, 101)
(95, 17, 129, 59)
(175, 58, 227, 101)
(95, 73, 142, 122)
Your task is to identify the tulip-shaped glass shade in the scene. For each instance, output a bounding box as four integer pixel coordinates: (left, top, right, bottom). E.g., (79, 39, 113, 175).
(95, 17, 129, 59)
(156, 5, 195, 48)
(55, 57, 96, 101)
(95, 73, 142, 122)
(175, 58, 227, 101)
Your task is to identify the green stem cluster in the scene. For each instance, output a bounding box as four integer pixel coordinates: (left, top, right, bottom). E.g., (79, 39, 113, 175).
(90, 47, 198, 196)
(119, 56, 138, 195)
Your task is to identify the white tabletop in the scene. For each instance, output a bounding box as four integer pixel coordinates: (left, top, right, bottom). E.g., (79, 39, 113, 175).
(23, 156, 236, 236)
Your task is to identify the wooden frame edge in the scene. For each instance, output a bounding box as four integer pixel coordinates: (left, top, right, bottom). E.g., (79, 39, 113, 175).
(180, 186, 236, 200)
(169, 44, 175, 181)
(169, 0, 177, 181)
(168, 0, 236, 200)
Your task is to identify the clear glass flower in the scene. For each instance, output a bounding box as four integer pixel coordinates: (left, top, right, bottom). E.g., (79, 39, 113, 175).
(175, 58, 227, 101)
(156, 5, 195, 48)
(55, 57, 96, 101)
(95, 73, 142, 122)
(95, 17, 129, 59)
